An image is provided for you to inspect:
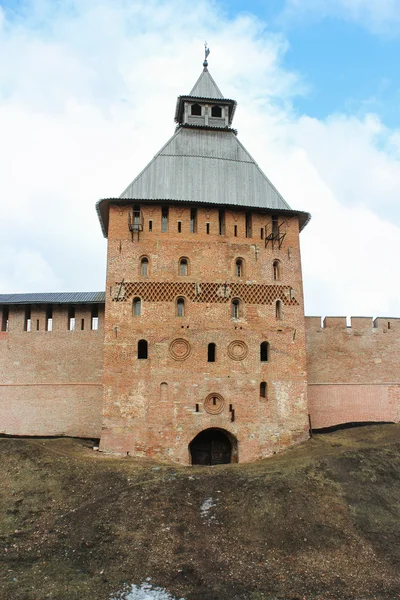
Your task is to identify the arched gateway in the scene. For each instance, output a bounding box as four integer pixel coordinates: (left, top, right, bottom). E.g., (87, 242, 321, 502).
(189, 428, 238, 465)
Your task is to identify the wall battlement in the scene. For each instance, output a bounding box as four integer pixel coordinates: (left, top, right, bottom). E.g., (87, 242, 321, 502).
(306, 316, 400, 332)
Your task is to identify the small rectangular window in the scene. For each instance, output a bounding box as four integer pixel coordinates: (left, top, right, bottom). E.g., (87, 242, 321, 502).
(46, 305, 53, 332)
(178, 221, 182, 233)
(234, 225, 238, 237)
(24, 305, 31, 332)
(149, 220, 153, 232)
(161, 207, 169, 232)
(260, 228, 264, 240)
(206, 223, 210, 234)
(68, 306, 75, 331)
(219, 210, 225, 235)
(245, 212, 252, 238)
(91, 305, 99, 330)
(190, 208, 197, 233)
(208, 343, 216, 362)
(1, 306, 9, 332)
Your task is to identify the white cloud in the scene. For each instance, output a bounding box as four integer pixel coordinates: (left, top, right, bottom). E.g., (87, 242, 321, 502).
(282, 0, 400, 35)
(0, 0, 400, 317)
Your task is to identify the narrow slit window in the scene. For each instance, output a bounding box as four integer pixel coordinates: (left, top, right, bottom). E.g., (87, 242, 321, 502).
(36, 319, 40, 331)
(68, 306, 75, 331)
(1, 306, 9, 332)
(191, 103, 201, 116)
(273, 260, 281, 281)
(219, 210, 225, 235)
(260, 228, 264, 240)
(235, 258, 243, 277)
(138, 339, 148, 359)
(91, 305, 98, 330)
(24, 305, 31, 332)
(232, 298, 240, 319)
(149, 220, 153, 232)
(177, 221, 182, 233)
(46, 305, 53, 332)
(276, 300, 282, 320)
(260, 342, 269, 362)
(133, 297, 141, 316)
(260, 382, 267, 399)
(141, 257, 149, 276)
(161, 207, 169, 232)
(190, 209, 197, 233)
(81, 318, 85, 331)
(206, 223, 210, 234)
(234, 225, 238, 237)
(245, 212, 252, 238)
(177, 297, 185, 317)
(179, 258, 188, 276)
(208, 343, 216, 362)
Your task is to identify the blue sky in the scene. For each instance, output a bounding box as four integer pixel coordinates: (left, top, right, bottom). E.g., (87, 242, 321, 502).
(0, 0, 400, 316)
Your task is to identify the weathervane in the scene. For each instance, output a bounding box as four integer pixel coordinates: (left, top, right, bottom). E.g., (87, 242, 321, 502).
(203, 42, 210, 68)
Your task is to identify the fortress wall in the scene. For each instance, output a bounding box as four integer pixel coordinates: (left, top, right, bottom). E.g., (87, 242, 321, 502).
(0, 303, 104, 438)
(306, 316, 400, 428)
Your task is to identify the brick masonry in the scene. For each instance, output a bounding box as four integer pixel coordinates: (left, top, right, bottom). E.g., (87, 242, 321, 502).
(306, 316, 400, 428)
(99, 204, 309, 463)
(0, 303, 104, 438)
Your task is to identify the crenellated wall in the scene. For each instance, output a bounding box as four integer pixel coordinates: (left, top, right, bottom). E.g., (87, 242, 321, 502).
(306, 316, 400, 428)
(0, 303, 104, 438)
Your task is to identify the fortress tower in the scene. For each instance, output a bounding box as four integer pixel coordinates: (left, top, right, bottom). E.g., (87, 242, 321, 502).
(97, 61, 311, 464)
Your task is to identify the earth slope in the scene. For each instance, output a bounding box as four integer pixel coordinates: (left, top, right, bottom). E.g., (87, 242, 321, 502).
(1, 425, 400, 600)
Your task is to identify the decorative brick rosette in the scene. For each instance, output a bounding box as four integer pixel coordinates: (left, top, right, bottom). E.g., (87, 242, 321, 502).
(204, 393, 225, 415)
(169, 338, 191, 361)
(227, 340, 248, 361)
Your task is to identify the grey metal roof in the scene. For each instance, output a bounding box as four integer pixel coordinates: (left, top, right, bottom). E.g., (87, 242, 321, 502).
(0, 292, 105, 305)
(119, 127, 292, 209)
(189, 68, 224, 98)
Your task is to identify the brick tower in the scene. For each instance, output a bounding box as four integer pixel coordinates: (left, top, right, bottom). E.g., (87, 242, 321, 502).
(97, 59, 310, 465)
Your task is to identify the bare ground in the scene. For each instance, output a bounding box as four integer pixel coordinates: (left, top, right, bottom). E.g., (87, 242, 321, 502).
(1, 424, 400, 600)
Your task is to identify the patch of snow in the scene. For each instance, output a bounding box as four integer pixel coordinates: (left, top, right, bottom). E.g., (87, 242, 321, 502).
(200, 496, 218, 524)
(110, 581, 185, 600)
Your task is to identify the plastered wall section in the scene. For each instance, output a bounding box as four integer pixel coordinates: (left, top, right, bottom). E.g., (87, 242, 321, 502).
(306, 316, 400, 428)
(100, 204, 309, 464)
(0, 304, 104, 437)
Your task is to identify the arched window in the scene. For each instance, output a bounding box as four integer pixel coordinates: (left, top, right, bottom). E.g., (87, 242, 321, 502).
(260, 382, 267, 399)
(235, 258, 244, 277)
(160, 382, 168, 401)
(231, 298, 241, 319)
(211, 105, 222, 117)
(133, 297, 141, 316)
(141, 257, 149, 277)
(275, 300, 282, 321)
(191, 103, 201, 116)
(179, 257, 188, 276)
(208, 343, 216, 362)
(260, 342, 269, 362)
(273, 260, 281, 281)
(176, 297, 185, 317)
(138, 339, 148, 359)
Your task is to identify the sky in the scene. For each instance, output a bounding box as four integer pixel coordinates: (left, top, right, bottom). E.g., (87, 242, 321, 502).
(0, 0, 400, 318)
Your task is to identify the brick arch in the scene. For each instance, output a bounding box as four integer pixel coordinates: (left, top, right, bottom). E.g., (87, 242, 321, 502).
(188, 427, 238, 465)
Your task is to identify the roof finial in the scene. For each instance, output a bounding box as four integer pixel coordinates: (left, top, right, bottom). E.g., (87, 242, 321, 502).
(203, 41, 210, 68)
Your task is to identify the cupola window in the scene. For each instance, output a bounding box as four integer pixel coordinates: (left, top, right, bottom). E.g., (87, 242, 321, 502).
(191, 104, 201, 116)
(211, 105, 222, 117)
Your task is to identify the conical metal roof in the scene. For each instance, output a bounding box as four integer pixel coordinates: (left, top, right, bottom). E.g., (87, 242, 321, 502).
(189, 67, 224, 98)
